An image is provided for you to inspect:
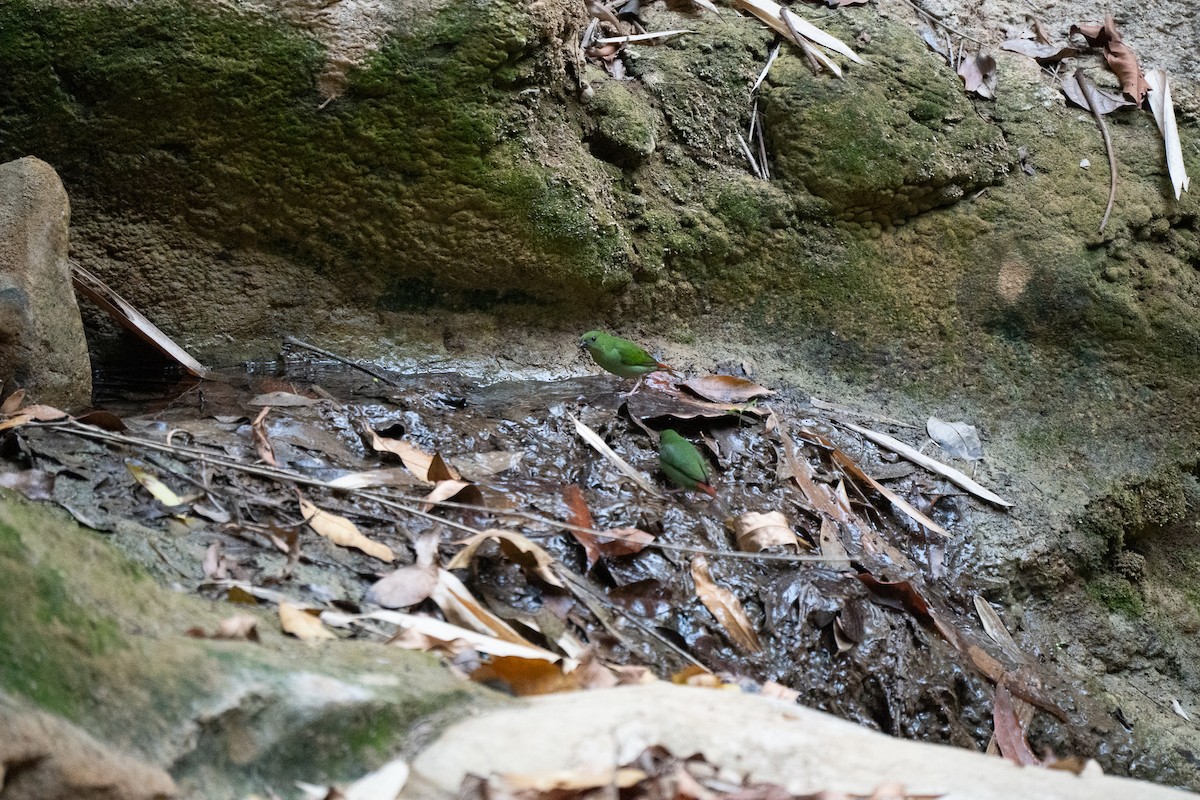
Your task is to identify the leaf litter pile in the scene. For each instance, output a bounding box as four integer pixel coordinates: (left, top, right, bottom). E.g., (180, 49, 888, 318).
(0, 342, 1137, 787)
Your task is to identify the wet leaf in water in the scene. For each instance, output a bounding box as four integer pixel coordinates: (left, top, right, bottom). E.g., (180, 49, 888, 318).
(0, 469, 55, 501)
(279, 602, 337, 641)
(470, 655, 580, 696)
(690, 555, 762, 653)
(448, 529, 564, 588)
(856, 573, 932, 619)
(926, 418, 983, 461)
(298, 493, 395, 562)
(449, 450, 524, 481)
(563, 484, 602, 570)
(993, 683, 1041, 766)
(730, 511, 799, 552)
(126, 461, 184, 506)
(678, 375, 774, 404)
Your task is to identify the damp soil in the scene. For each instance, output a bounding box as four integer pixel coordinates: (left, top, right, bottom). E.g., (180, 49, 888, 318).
(0, 349, 1182, 786)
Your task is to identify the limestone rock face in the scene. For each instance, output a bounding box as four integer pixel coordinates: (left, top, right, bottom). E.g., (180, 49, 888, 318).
(0, 157, 91, 409)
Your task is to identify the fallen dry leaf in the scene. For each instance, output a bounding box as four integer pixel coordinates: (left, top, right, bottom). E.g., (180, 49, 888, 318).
(448, 529, 564, 588)
(957, 52, 997, 99)
(678, 375, 773, 404)
(730, 511, 799, 552)
(203, 542, 228, 580)
(569, 413, 663, 497)
(126, 461, 184, 506)
(298, 494, 395, 562)
(369, 433, 460, 483)
(370, 609, 565, 662)
(470, 655, 580, 696)
(691, 555, 762, 653)
(366, 532, 440, 608)
(993, 683, 1041, 766)
(251, 407, 278, 466)
(327, 468, 423, 490)
(279, 602, 337, 641)
(1, 389, 26, 414)
(856, 573, 932, 619)
(0, 414, 32, 432)
(1071, 15, 1149, 105)
(421, 479, 483, 511)
(214, 614, 259, 641)
(1000, 39, 1081, 63)
(563, 484, 602, 570)
(1061, 73, 1132, 115)
(18, 404, 69, 422)
(430, 568, 534, 644)
(818, 518, 852, 570)
(74, 410, 127, 431)
(926, 418, 983, 461)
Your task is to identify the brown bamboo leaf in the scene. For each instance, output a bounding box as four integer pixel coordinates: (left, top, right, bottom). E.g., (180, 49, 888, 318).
(1070, 15, 1148, 105)
(298, 493, 395, 562)
(74, 410, 127, 431)
(470, 655, 580, 696)
(973, 594, 1025, 660)
(251, 407, 278, 466)
(563, 484, 602, 570)
(20, 404, 69, 422)
(678, 375, 774, 404)
(856, 573, 932, 619)
(0, 470, 55, 501)
(0, 389, 26, 414)
(993, 683, 1042, 766)
(691, 555, 762, 653)
(426, 452, 460, 482)
(279, 602, 337, 641)
(730, 511, 799, 552)
(448, 529, 564, 588)
(829, 447, 950, 537)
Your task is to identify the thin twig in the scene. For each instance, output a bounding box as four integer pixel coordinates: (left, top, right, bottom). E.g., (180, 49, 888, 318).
(736, 133, 764, 179)
(282, 336, 399, 386)
(1074, 71, 1117, 233)
(899, 0, 984, 44)
(752, 42, 781, 94)
(42, 420, 849, 564)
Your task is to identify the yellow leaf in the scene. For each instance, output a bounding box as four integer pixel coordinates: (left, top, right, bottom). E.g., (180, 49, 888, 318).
(126, 461, 184, 506)
(690, 555, 762, 653)
(279, 602, 337, 641)
(298, 494, 394, 562)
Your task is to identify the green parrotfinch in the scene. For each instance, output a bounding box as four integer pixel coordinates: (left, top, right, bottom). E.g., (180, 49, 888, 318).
(659, 429, 717, 497)
(580, 331, 675, 392)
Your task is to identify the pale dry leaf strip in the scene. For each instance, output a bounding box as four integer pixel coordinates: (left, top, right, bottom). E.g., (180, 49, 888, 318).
(568, 412, 663, 497)
(838, 421, 1013, 507)
(448, 529, 564, 588)
(1145, 70, 1189, 200)
(730, 511, 799, 552)
(734, 0, 863, 64)
(251, 406, 278, 466)
(297, 492, 395, 562)
(279, 602, 337, 641)
(690, 555, 762, 652)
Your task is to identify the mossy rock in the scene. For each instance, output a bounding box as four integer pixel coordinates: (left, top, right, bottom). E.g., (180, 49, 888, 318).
(0, 496, 495, 799)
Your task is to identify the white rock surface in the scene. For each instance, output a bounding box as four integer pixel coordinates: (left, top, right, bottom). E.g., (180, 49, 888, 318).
(406, 684, 1197, 800)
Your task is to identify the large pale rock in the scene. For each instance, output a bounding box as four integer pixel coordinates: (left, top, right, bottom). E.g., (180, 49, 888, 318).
(407, 684, 1198, 800)
(0, 157, 90, 409)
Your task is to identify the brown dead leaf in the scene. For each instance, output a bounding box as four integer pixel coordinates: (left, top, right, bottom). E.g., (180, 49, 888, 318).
(74, 410, 127, 431)
(594, 527, 655, 557)
(818, 518, 852, 571)
(1, 389, 26, 414)
(1000, 39, 1081, 63)
(297, 493, 395, 562)
(856, 573, 932, 619)
(691, 555, 762, 653)
(1061, 73, 1132, 114)
(279, 602, 337, 641)
(1071, 15, 1149, 105)
(19, 404, 69, 422)
(430, 568, 534, 644)
(730, 511, 799, 552)
(563, 484, 602, 570)
(369, 433, 461, 483)
(957, 52, 997, 99)
(993, 683, 1042, 766)
(496, 767, 647, 792)
(678, 375, 774, 404)
(251, 407, 278, 466)
(470, 655, 580, 696)
(0, 414, 32, 432)
(448, 529, 564, 588)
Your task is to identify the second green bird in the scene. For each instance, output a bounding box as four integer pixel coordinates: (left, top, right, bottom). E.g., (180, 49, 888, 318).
(659, 429, 717, 497)
(580, 330, 676, 393)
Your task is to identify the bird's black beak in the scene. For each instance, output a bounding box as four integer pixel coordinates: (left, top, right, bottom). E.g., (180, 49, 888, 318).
(578, 340, 590, 351)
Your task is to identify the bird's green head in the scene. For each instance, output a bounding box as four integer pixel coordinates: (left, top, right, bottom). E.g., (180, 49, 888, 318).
(659, 429, 685, 447)
(580, 330, 603, 351)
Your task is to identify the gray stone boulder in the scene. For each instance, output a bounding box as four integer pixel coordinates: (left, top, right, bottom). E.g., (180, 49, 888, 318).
(0, 157, 91, 409)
